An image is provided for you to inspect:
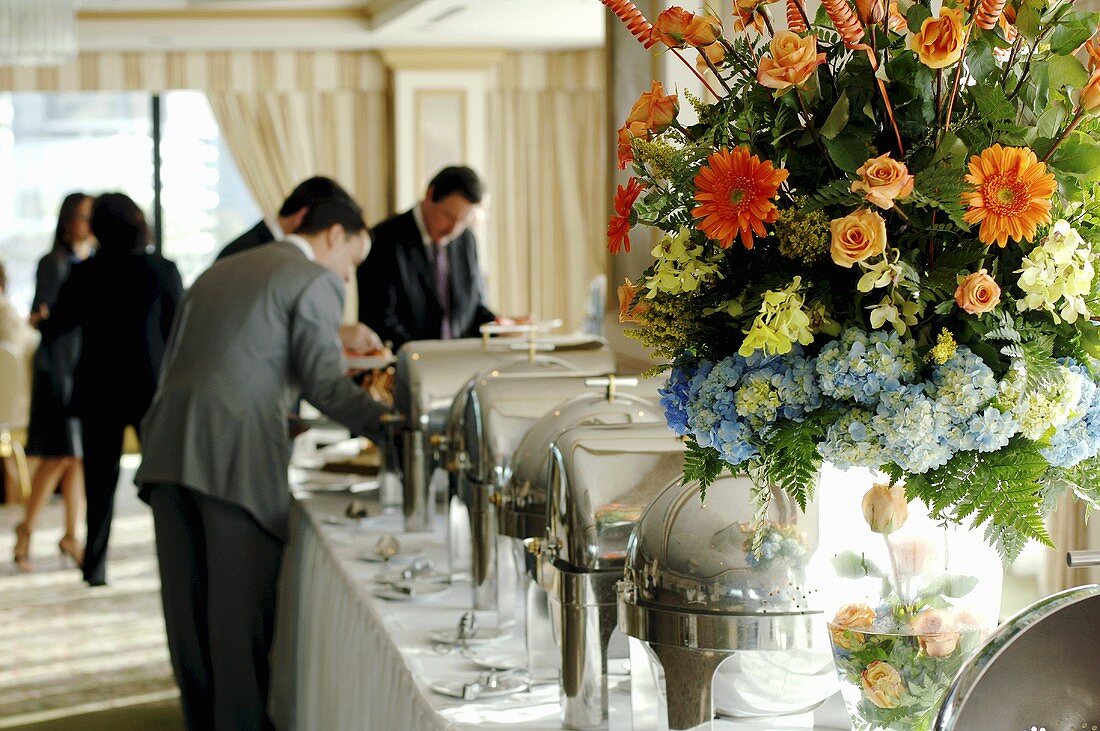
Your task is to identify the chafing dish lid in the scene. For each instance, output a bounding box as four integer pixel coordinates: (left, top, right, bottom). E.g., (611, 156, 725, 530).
(547, 422, 684, 570)
(623, 474, 819, 615)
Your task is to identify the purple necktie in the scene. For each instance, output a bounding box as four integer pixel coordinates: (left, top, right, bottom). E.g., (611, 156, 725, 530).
(433, 243, 452, 339)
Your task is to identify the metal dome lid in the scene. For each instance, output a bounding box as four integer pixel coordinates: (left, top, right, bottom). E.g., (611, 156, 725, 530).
(545, 422, 685, 571)
(498, 379, 664, 539)
(622, 474, 821, 616)
(393, 336, 613, 429)
(458, 370, 617, 486)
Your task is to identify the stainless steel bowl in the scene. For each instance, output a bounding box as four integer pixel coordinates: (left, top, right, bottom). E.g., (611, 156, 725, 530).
(936, 584, 1100, 730)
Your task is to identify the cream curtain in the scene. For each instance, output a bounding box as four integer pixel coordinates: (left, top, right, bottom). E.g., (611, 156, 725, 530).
(487, 50, 606, 333)
(1043, 497, 1100, 594)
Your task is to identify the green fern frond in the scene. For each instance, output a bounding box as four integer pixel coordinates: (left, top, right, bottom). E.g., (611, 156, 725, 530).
(802, 179, 860, 212)
(683, 438, 725, 503)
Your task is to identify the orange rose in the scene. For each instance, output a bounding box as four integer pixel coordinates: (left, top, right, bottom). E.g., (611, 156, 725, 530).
(757, 31, 826, 91)
(684, 13, 722, 47)
(1085, 31, 1100, 70)
(626, 81, 679, 134)
(888, 0, 908, 31)
(617, 278, 649, 323)
(734, 0, 767, 34)
(697, 42, 727, 74)
(830, 208, 887, 267)
(908, 7, 967, 69)
(954, 269, 1001, 315)
(911, 609, 960, 658)
(1082, 67, 1100, 114)
(829, 603, 877, 650)
(617, 121, 649, 171)
(862, 482, 909, 534)
(851, 153, 914, 209)
(861, 661, 907, 708)
(651, 6, 694, 48)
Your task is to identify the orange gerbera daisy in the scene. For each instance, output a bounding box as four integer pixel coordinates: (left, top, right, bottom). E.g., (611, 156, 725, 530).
(691, 147, 788, 250)
(961, 144, 1057, 248)
(608, 177, 646, 254)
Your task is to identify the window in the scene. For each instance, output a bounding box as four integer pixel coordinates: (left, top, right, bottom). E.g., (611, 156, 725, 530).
(0, 90, 259, 312)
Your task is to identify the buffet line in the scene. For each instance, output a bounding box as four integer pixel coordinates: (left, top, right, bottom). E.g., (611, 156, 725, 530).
(276, 326, 1100, 731)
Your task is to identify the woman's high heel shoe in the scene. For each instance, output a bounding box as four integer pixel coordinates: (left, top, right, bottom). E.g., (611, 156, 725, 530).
(13, 523, 31, 572)
(58, 534, 84, 569)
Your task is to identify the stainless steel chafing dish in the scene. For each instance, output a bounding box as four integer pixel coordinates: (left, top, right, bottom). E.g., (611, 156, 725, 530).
(531, 422, 685, 730)
(497, 379, 664, 682)
(618, 473, 835, 730)
(936, 551, 1100, 730)
(446, 371, 622, 620)
(385, 332, 612, 532)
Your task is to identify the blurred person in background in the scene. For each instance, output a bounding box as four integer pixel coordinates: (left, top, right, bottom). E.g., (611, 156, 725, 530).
(14, 193, 94, 571)
(40, 193, 183, 586)
(0, 260, 40, 503)
(217, 175, 382, 355)
(357, 166, 496, 349)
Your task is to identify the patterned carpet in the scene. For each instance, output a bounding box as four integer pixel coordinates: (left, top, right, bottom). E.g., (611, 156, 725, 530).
(0, 459, 182, 729)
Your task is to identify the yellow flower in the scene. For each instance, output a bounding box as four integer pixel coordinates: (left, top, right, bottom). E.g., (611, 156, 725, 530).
(830, 208, 887, 267)
(911, 609, 960, 658)
(908, 7, 967, 69)
(738, 276, 816, 357)
(757, 31, 827, 91)
(954, 269, 1001, 316)
(851, 153, 914, 210)
(861, 482, 909, 534)
(861, 661, 907, 709)
(926, 328, 958, 365)
(829, 603, 877, 650)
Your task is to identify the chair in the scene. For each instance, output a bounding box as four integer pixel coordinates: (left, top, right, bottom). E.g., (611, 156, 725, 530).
(0, 341, 32, 502)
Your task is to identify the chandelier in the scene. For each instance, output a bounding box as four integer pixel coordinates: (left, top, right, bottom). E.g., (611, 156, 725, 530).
(0, 0, 79, 67)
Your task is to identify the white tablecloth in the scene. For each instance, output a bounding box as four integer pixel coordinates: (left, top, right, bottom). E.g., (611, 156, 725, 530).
(270, 491, 852, 731)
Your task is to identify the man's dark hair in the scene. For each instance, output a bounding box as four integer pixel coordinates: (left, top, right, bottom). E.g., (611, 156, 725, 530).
(91, 193, 149, 255)
(428, 166, 484, 204)
(296, 196, 368, 237)
(278, 176, 351, 217)
(0, 260, 7, 293)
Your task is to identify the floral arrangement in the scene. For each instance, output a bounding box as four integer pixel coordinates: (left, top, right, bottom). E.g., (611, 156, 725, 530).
(603, 0, 1100, 559)
(826, 482, 989, 730)
(739, 519, 811, 568)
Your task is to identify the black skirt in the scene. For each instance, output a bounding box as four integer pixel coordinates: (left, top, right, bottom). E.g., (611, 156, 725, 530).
(25, 367, 83, 458)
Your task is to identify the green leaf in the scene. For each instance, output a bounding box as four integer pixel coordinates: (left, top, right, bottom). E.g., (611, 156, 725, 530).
(1050, 17, 1096, 55)
(906, 3, 931, 30)
(824, 130, 872, 173)
(1047, 55, 1090, 91)
(965, 36, 999, 84)
(1050, 133, 1100, 180)
(832, 550, 886, 579)
(821, 91, 850, 141)
(683, 438, 725, 502)
(919, 574, 980, 600)
(1016, 2, 1041, 40)
(970, 85, 1015, 122)
(1034, 105, 1068, 141)
(931, 131, 969, 166)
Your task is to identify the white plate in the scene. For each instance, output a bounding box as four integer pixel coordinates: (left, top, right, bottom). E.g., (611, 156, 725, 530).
(466, 650, 525, 671)
(372, 583, 451, 601)
(356, 550, 424, 563)
(428, 627, 513, 646)
(429, 675, 528, 700)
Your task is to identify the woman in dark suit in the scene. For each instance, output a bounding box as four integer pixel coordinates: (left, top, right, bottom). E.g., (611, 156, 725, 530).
(41, 193, 183, 586)
(15, 193, 94, 572)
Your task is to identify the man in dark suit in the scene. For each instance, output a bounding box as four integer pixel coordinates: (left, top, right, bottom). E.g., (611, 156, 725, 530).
(215, 176, 349, 262)
(136, 196, 388, 730)
(357, 166, 495, 348)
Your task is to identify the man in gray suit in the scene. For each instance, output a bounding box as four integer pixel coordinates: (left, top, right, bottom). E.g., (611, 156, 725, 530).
(136, 196, 386, 730)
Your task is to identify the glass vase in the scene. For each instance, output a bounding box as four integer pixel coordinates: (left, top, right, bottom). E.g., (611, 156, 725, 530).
(814, 465, 1004, 731)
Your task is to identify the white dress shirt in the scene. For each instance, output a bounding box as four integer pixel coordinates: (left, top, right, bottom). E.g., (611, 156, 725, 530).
(283, 234, 315, 262)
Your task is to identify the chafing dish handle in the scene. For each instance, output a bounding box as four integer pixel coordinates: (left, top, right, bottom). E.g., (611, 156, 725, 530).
(584, 375, 639, 401)
(1066, 550, 1100, 567)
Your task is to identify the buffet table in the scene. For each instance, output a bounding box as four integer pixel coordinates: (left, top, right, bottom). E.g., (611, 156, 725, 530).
(270, 489, 852, 731)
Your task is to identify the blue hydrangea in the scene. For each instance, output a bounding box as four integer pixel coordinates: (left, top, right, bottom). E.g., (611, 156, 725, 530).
(873, 385, 955, 473)
(958, 406, 1020, 453)
(660, 359, 713, 436)
(682, 348, 821, 469)
(931, 346, 999, 421)
(1042, 360, 1100, 468)
(816, 328, 919, 405)
(819, 408, 886, 470)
